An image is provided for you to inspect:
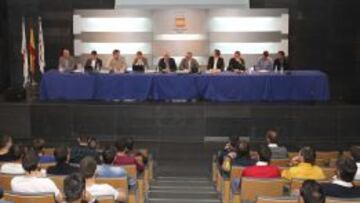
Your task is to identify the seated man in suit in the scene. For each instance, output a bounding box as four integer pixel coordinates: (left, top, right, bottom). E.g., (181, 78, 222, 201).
(265, 129, 288, 159)
(58, 48, 76, 72)
(350, 145, 360, 180)
(207, 49, 225, 72)
(132, 51, 149, 72)
(300, 180, 326, 203)
(179, 52, 200, 73)
(158, 52, 177, 73)
(84, 50, 102, 72)
(282, 146, 325, 181)
(108, 49, 127, 74)
(322, 157, 360, 198)
(227, 51, 245, 72)
(273, 51, 289, 71)
(256, 50, 273, 71)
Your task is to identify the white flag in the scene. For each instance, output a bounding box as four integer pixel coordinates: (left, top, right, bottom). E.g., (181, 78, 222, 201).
(38, 16, 45, 73)
(21, 17, 29, 87)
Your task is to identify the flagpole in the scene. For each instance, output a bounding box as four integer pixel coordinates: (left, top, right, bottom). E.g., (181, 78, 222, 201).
(38, 16, 45, 74)
(21, 17, 29, 88)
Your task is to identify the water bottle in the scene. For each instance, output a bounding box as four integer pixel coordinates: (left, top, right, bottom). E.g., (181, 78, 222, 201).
(274, 65, 278, 73)
(280, 64, 284, 74)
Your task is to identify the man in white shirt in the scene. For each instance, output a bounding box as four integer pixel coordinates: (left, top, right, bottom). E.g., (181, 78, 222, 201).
(11, 150, 62, 202)
(80, 156, 126, 202)
(0, 144, 25, 175)
(350, 146, 360, 180)
(256, 51, 273, 71)
(207, 49, 225, 72)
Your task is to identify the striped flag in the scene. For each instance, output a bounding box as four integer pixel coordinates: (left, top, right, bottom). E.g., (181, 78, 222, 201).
(38, 17, 45, 73)
(28, 20, 36, 78)
(21, 17, 29, 87)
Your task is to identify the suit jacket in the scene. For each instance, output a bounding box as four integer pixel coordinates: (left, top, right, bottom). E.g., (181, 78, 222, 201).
(158, 58, 177, 72)
(179, 58, 200, 73)
(85, 58, 102, 71)
(132, 57, 149, 72)
(227, 58, 245, 71)
(273, 57, 289, 70)
(207, 56, 225, 71)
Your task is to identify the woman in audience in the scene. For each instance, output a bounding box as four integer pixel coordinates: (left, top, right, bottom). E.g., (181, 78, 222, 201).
(0, 144, 26, 174)
(125, 137, 147, 165)
(10, 150, 62, 202)
(350, 145, 360, 180)
(232, 140, 256, 167)
(321, 157, 360, 198)
(64, 173, 89, 203)
(32, 138, 55, 163)
(282, 146, 325, 180)
(113, 138, 144, 173)
(299, 180, 326, 203)
(0, 135, 14, 161)
(47, 146, 79, 175)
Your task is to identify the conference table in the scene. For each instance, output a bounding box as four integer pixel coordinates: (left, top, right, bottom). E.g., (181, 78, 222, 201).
(40, 70, 330, 102)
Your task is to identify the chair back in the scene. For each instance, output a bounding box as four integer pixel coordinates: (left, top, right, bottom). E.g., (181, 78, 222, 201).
(49, 176, 65, 192)
(39, 163, 56, 170)
(326, 198, 360, 203)
(256, 196, 298, 203)
(43, 148, 55, 156)
(230, 166, 244, 179)
(3, 192, 56, 203)
(290, 179, 330, 195)
(316, 151, 340, 160)
(96, 177, 128, 191)
(124, 165, 137, 178)
(287, 152, 298, 159)
(0, 173, 15, 191)
(240, 178, 286, 202)
(271, 159, 289, 167)
(353, 181, 360, 187)
(96, 195, 115, 203)
(322, 167, 337, 179)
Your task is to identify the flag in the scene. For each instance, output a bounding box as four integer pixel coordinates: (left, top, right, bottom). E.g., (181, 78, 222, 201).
(28, 20, 36, 77)
(21, 17, 29, 87)
(38, 17, 45, 73)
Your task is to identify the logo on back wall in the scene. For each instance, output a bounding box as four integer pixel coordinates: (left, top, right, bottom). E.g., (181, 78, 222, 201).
(175, 14, 187, 32)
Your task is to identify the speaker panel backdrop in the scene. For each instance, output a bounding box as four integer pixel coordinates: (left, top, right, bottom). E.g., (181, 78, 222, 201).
(74, 8, 288, 68)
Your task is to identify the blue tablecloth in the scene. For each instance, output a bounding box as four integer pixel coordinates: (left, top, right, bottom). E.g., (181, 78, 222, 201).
(40, 70, 330, 102)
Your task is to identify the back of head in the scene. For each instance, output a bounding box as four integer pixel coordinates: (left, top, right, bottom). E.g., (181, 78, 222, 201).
(300, 146, 316, 165)
(9, 144, 25, 161)
(266, 129, 279, 144)
(22, 150, 39, 173)
(125, 137, 134, 151)
(102, 147, 116, 164)
(237, 140, 251, 158)
(257, 145, 272, 163)
(229, 135, 239, 149)
(78, 135, 88, 144)
(0, 135, 12, 149)
(54, 146, 69, 164)
(350, 146, 360, 162)
(79, 156, 97, 179)
(115, 138, 127, 152)
(336, 156, 357, 182)
(64, 173, 85, 202)
(300, 180, 325, 203)
(32, 138, 45, 153)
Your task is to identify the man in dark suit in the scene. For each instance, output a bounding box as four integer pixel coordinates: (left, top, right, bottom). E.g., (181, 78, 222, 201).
(273, 51, 289, 70)
(84, 50, 102, 72)
(227, 51, 246, 72)
(207, 49, 225, 72)
(158, 52, 177, 73)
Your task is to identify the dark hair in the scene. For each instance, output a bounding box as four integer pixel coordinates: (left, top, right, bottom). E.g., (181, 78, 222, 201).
(237, 140, 251, 158)
(91, 50, 97, 55)
(214, 49, 221, 56)
(32, 138, 45, 153)
(266, 129, 279, 144)
(300, 146, 316, 165)
(136, 51, 143, 55)
(350, 146, 360, 162)
(115, 138, 127, 152)
(102, 147, 116, 164)
(64, 173, 85, 202)
(9, 144, 24, 161)
(263, 51, 269, 57)
(22, 150, 39, 173)
(87, 137, 97, 149)
(234, 51, 240, 55)
(278, 51, 285, 56)
(336, 157, 357, 182)
(79, 156, 97, 179)
(0, 135, 12, 149)
(113, 49, 120, 54)
(78, 135, 88, 144)
(300, 180, 325, 203)
(258, 145, 272, 163)
(60, 48, 70, 56)
(229, 135, 239, 149)
(54, 146, 69, 164)
(125, 138, 134, 151)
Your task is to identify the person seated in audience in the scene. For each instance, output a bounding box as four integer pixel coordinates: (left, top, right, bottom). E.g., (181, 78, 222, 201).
(158, 52, 177, 73)
(32, 138, 55, 163)
(207, 49, 225, 72)
(87, 137, 97, 150)
(80, 156, 126, 202)
(11, 150, 62, 202)
(47, 146, 79, 175)
(265, 129, 288, 159)
(58, 48, 76, 72)
(179, 52, 200, 73)
(255, 50, 273, 71)
(113, 138, 144, 173)
(231, 140, 256, 167)
(132, 51, 149, 72)
(70, 135, 100, 164)
(321, 157, 360, 198)
(350, 145, 360, 180)
(227, 51, 245, 72)
(300, 180, 325, 203)
(84, 50, 102, 72)
(0, 144, 26, 174)
(0, 135, 14, 162)
(125, 137, 147, 165)
(218, 135, 239, 165)
(282, 146, 326, 180)
(108, 49, 127, 74)
(64, 173, 89, 203)
(273, 51, 289, 71)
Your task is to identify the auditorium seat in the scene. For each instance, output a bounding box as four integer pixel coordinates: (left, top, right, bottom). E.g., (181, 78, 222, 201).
(96, 195, 115, 203)
(96, 177, 138, 203)
(353, 181, 360, 187)
(0, 173, 14, 191)
(287, 152, 298, 159)
(270, 159, 289, 167)
(43, 148, 55, 156)
(3, 192, 56, 203)
(290, 179, 330, 195)
(39, 162, 56, 170)
(326, 198, 360, 203)
(256, 196, 298, 203)
(322, 167, 337, 179)
(316, 151, 340, 160)
(49, 176, 65, 192)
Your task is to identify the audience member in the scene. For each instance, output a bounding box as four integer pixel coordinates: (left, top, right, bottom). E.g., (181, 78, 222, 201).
(300, 180, 325, 203)
(322, 157, 360, 198)
(232, 140, 256, 167)
(113, 138, 144, 173)
(64, 173, 88, 203)
(47, 146, 78, 175)
(125, 137, 147, 165)
(80, 156, 126, 202)
(11, 150, 62, 201)
(227, 51, 245, 72)
(350, 145, 360, 180)
(218, 135, 239, 166)
(207, 49, 225, 71)
(32, 138, 55, 163)
(265, 129, 288, 159)
(84, 50, 102, 72)
(0, 135, 14, 162)
(0, 144, 26, 174)
(256, 50, 273, 71)
(70, 135, 99, 164)
(97, 147, 127, 178)
(87, 137, 97, 150)
(282, 146, 325, 180)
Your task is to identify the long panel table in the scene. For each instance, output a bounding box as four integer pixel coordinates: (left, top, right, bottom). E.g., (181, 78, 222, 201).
(40, 70, 330, 102)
